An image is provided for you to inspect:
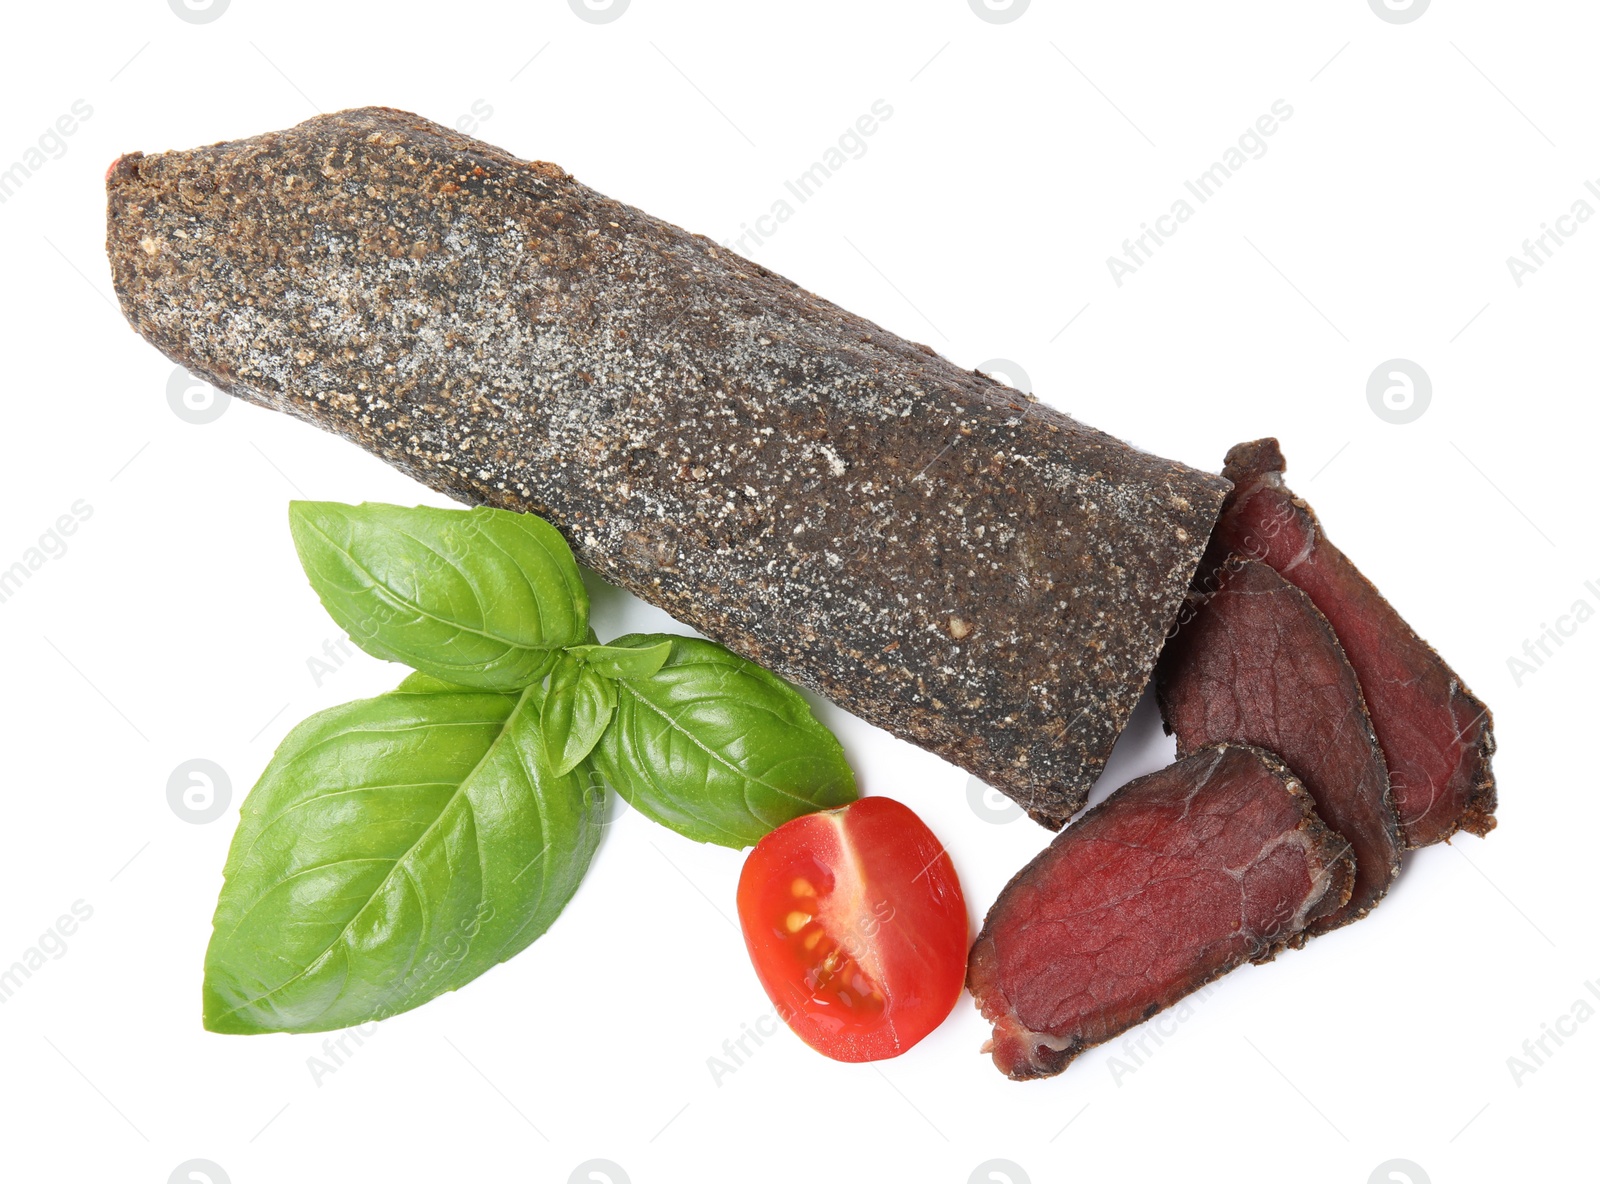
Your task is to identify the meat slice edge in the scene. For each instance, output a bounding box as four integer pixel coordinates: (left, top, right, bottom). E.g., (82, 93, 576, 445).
(1212, 439, 1496, 846)
(966, 743, 1355, 1081)
(1156, 556, 1401, 933)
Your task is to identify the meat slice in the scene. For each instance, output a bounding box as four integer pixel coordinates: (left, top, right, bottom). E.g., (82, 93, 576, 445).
(1156, 557, 1400, 933)
(967, 744, 1354, 1080)
(1212, 440, 1496, 846)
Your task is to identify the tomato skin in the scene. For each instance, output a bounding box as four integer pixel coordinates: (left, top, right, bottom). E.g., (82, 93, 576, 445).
(736, 796, 968, 1063)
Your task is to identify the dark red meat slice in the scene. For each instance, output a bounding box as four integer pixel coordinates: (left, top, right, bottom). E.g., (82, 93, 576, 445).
(1211, 439, 1496, 847)
(1156, 557, 1400, 933)
(967, 744, 1354, 1080)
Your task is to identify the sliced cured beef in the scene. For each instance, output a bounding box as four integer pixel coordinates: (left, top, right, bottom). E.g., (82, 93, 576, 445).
(967, 744, 1354, 1080)
(1212, 440, 1496, 846)
(1156, 556, 1400, 933)
(104, 107, 1232, 830)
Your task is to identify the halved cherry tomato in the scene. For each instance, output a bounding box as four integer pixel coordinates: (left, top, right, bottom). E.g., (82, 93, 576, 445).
(736, 796, 968, 1062)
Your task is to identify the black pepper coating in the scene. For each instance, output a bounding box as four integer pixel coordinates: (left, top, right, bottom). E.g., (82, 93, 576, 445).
(105, 107, 1231, 828)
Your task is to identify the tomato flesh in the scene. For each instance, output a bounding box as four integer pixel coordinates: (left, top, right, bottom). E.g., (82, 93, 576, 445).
(736, 796, 968, 1062)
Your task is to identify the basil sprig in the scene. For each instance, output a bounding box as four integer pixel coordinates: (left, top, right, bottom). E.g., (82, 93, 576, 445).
(204, 501, 856, 1034)
(593, 635, 858, 847)
(205, 681, 602, 1034)
(540, 650, 618, 776)
(289, 502, 588, 690)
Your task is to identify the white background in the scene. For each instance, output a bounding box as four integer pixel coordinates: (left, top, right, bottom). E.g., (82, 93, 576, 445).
(1, 2, 1594, 1182)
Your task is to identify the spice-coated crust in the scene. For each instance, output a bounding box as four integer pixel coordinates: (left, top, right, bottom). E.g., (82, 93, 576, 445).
(105, 107, 1230, 828)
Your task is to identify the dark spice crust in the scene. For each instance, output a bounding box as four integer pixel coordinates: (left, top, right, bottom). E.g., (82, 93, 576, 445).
(105, 107, 1230, 828)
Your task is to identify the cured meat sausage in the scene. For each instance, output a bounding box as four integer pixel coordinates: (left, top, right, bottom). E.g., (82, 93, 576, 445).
(104, 108, 1230, 828)
(1157, 556, 1401, 933)
(1211, 440, 1496, 846)
(966, 744, 1354, 1080)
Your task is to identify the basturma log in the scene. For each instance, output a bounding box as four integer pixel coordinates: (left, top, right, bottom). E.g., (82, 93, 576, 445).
(105, 107, 1229, 828)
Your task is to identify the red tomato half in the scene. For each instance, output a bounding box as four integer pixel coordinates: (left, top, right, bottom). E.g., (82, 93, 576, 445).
(736, 796, 968, 1063)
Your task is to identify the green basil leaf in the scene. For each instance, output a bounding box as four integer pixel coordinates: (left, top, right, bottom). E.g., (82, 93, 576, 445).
(289, 501, 588, 691)
(540, 652, 618, 776)
(566, 640, 674, 681)
(392, 671, 479, 694)
(592, 634, 857, 847)
(203, 681, 603, 1034)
